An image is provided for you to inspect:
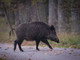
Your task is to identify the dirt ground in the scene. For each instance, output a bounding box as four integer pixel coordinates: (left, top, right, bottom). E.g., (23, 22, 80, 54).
(0, 43, 80, 60)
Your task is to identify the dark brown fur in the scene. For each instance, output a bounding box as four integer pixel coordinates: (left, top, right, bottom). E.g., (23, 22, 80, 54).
(14, 22, 59, 52)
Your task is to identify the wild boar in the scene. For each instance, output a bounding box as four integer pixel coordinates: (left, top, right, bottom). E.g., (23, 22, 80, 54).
(14, 22, 59, 52)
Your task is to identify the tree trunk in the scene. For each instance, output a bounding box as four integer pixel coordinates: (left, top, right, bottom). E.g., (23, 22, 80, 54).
(18, 3, 25, 23)
(8, 9, 15, 25)
(31, 2, 40, 22)
(37, 0, 48, 24)
(18, 2, 31, 24)
(48, 0, 58, 28)
(14, 8, 20, 26)
(71, 0, 80, 34)
(14, 0, 31, 25)
(31, 0, 48, 23)
(62, 7, 70, 32)
(2, 3, 13, 31)
(58, 0, 70, 33)
(24, 0, 31, 23)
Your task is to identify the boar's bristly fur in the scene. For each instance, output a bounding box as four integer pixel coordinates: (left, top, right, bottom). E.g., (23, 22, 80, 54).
(14, 22, 59, 52)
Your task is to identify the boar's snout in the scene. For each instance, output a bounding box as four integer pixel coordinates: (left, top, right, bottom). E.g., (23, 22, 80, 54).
(54, 38, 59, 43)
(51, 37, 60, 43)
(55, 38, 59, 43)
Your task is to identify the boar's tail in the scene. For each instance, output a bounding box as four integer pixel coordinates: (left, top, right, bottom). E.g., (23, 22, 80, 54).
(9, 28, 15, 39)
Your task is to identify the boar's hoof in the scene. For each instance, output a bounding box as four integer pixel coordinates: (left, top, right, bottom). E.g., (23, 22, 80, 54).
(20, 49, 24, 52)
(36, 48, 40, 51)
(50, 48, 53, 51)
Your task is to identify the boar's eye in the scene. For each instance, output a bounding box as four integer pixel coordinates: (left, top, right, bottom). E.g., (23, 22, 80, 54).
(50, 25, 55, 31)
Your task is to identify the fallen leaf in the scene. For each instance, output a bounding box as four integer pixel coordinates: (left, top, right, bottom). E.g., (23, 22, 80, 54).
(70, 49, 74, 52)
(3, 55, 8, 58)
(5, 47, 9, 50)
(69, 49, 74, 54)
(0, 55, 8, 58)
(3, 52, 8, 54)
(69, 52, 72, 54)
(28, 58, 31, 60)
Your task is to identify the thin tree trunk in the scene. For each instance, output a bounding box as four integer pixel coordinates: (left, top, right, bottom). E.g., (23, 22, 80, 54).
(63, 7, 70, 32)
(14, 8, 20, 26)
(18, 3, 24, 23)
(24, 0, 31, 23)
(71, 0, 80, 34)
(37, 0, 48, 24)
(31, 2, 39, 22)
(58, 0, 64, 33)
(49, 0, 58, 29)
(14, 1, 31, 25)
(3, 3, 13, 32)
(58, 0, 70, 33)
(8, 9, 15, 25)
(31, 0, 48, 23)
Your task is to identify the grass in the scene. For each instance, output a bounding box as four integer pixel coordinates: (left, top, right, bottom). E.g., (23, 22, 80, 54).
(49, 33, 80, 49)
(0, 17, 80, 49)
(0, 17, 9, 43)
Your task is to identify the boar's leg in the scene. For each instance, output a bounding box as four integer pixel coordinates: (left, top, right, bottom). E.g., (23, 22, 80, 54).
(14, 40, 18, 51)
(41, 40, 53, 49)
(35, 40, 40, 51)
(17, 39, 24, 52)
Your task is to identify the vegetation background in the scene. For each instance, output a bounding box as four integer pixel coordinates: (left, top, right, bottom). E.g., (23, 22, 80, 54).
(0, 0, 80, 49)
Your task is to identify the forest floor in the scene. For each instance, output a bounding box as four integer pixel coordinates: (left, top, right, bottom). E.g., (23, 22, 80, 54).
(0, 43, 80, 60)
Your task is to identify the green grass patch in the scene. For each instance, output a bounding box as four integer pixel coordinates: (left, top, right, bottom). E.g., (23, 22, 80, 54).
(49, 33, 80, 49)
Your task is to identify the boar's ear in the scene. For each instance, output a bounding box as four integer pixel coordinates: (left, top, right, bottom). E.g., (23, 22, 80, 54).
(50, 25, 55, 31)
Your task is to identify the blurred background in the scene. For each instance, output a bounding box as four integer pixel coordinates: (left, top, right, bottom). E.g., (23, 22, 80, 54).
(0, 0, 80, 48)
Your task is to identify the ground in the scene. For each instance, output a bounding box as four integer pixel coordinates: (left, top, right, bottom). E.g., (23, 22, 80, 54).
(0, 43, 80, 60)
